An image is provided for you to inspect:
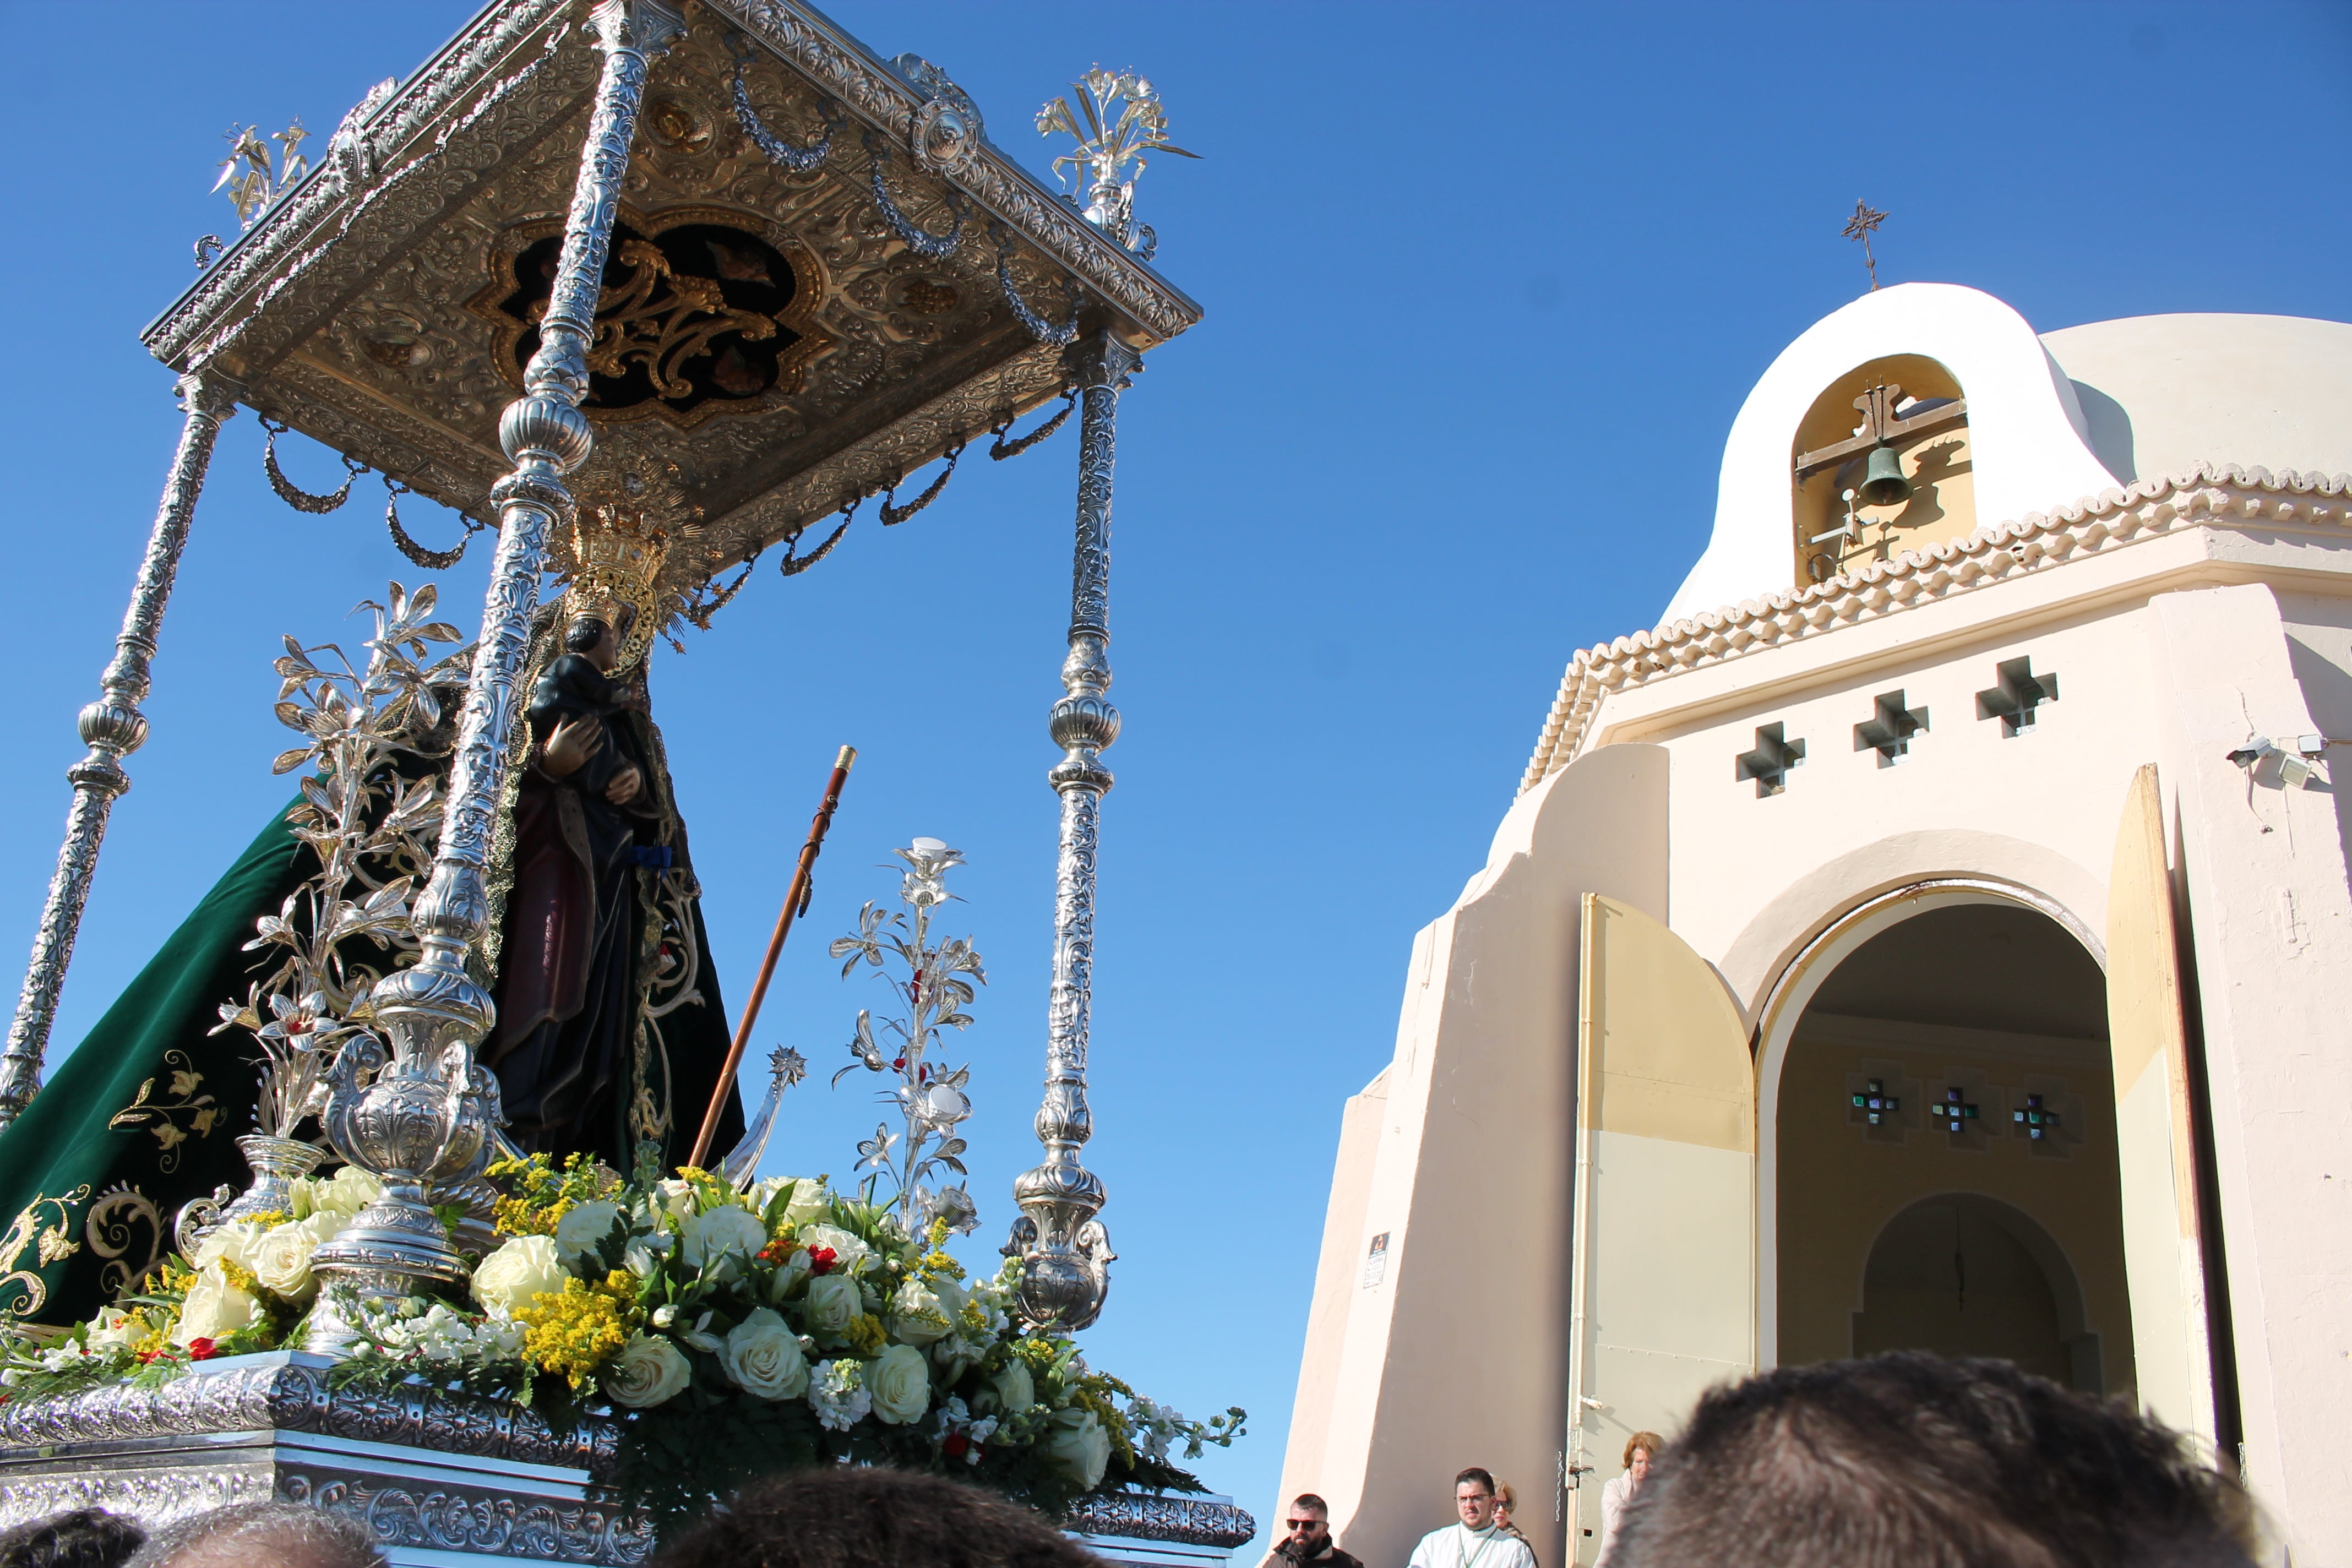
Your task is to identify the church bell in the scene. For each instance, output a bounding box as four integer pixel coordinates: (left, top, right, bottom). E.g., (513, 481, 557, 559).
(1858, 442, 1913, 507)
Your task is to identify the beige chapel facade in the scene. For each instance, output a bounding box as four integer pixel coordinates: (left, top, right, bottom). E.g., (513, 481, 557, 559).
(1277, 285, 2352, 1566)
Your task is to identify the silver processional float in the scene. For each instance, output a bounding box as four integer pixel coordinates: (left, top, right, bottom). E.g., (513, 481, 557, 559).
(0, 3, 1249, 1561)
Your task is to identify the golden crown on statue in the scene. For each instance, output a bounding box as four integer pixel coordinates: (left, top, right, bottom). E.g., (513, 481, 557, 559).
(560, 447, 699, 671)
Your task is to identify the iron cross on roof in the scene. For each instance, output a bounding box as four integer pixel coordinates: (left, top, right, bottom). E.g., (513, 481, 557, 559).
(1844, 199, 1887, 290)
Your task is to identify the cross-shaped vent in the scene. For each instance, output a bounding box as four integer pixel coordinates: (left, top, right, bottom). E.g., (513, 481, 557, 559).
(1736, 723, 1806, 797)
(1977, 656, 2059, 738)
(1926, 1086, 1979, 1133)
(2013, 1093, 2062, 1141)
(1850, 1078, 1900, 1125)
(1854, 689, 1929, 766)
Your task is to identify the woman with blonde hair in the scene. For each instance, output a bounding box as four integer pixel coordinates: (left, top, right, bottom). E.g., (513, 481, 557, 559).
(1596, 1432, 1663, 1565)
(1492, 1481, 1535, 1568)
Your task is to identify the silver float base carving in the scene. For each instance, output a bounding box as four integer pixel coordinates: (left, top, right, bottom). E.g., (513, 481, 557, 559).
(0, 1351, 646, 1566)
(0, 1352, 1251, 1566)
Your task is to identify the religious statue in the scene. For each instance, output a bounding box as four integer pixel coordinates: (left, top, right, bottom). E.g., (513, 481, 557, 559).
(481, 456, 741, 1175)
(484, 607, 667, 1165)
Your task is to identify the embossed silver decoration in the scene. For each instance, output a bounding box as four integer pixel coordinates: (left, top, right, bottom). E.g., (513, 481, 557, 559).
(1006, 332, 1141, 1333)
(0, 369, 240, 1133)
(175, 1134, 330, 1255)
(1037, 68, 1198, 262)
(891, 53, 984, 178)
(993, 223, 1082, 347)
(719, 1046, 807, 1188)
(863, 130, 966, 259)
(0, 1353, 649, 1564)
(1066, 1491, 1259, 1550)
(309, 0, 686, 1329)
(727, 31, 836, 174)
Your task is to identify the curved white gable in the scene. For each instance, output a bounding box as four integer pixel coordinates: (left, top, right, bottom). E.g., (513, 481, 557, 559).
(1661, 283, 2119, 624)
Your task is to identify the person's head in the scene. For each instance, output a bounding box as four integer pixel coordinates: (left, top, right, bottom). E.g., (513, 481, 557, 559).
(0, 1508, 145, 1568)
(653, 1465, 1107, 1568)
(122, 1504, 382, 1568)
(1492, 1483, 1517, 1527)
(1284, 1495, 1332, 1553)
(1453, 1468, 1498, 1530)
(1623, 1431, 1664, 1487)
(565, 613, 618, 672)
(1609, 1352, 2260, 1568)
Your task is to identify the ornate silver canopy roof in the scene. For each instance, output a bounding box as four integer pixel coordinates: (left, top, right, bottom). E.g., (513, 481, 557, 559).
(139, 0, 1201, 603)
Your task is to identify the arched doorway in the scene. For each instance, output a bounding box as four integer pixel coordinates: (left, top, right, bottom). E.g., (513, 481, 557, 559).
(1767, 898, 2137, 1398)
(1853, 1193, 2102, 1392)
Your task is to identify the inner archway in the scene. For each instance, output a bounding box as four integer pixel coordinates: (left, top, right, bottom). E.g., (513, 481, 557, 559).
(1772, 899, 2136, 1398)
(1853, 1193, 2099, 1392)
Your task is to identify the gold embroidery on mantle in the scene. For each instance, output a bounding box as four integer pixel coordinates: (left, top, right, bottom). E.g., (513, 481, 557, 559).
(86, 1184, 166, 1298)
(108, 1050, 219, 1172)
(0, 1186, 92, 1317)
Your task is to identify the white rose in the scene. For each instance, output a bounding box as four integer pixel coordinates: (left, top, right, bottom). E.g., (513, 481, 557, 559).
(680, 1204, 769, 1268)
(985, 1355, 1036, 1414)
(867, 1342, 931, 1425)
(781, 1179, 831, 1227)
(602, 1332, 692, 1409)
(471, 1234, 570, 1314)
(797, 1223, 870, 1274)
(800, 1273, 861, 1335)
(720, 1308, 810, 1400)
(173, 1265, 259, 1346)
(192, 1221, 270, 1273)
(1043, 1407, 1112, 1490)
(253, 1213, 341, 1303)
(317, 1165, 384, 1220)
(887, 1279, 951, 1346)
(85, 1306, 140, 1356)
(654, 1179, 697, 1224)
(554, 1200, 626, 1266)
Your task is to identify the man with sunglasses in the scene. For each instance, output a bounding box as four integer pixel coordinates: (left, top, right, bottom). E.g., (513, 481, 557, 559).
(1260, 1494, 1363, 1568)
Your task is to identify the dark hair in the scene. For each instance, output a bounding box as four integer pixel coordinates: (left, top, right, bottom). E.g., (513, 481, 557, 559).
(0, 1509, 145, 1568)
(1454, 1468, 1495, 1495)
(564, 615, 613, 655)
(1291, 1495, 1330, 1517)
(652, 1466, 1106, 1568)
(1610, 1353, 2258, 1568)
(122, 1502, 383, 1568)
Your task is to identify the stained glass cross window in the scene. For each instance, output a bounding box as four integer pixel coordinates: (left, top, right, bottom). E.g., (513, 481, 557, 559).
(1850, 1078, 1900, 1125)
(1927, 1086, 1979, 1132)
(2013, 1094, 2062, 1140)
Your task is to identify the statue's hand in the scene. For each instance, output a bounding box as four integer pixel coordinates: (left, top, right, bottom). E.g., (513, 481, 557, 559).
(542, 716, 605, 777)
(606, 763, 644, 805)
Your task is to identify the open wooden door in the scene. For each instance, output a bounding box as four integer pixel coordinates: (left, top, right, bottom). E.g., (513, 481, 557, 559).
(2105, 764, 2219, 1447)
(1568, 895, 1755, 1564)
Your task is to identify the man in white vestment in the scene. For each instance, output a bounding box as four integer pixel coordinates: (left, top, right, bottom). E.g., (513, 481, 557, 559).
(1406, 1468, 1538, 1568)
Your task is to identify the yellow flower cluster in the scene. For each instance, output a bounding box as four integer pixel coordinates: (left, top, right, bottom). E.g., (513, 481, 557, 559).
(488, 1151, 611, 1239)
(515, 1272, 635, 1390)
(842, 1313, 888, 1357)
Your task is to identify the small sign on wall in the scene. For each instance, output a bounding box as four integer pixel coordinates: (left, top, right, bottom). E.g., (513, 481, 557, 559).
(1362, 1231, 1390, 1288)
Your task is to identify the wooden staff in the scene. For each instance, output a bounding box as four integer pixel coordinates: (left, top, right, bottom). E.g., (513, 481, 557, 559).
(688, 744, 856, 1169)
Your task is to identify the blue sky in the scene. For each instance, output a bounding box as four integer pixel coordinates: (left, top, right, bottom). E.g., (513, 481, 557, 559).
(0, 0, 2344, 1547)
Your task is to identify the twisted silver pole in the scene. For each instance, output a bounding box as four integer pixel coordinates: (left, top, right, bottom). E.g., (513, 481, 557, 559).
(1008, 331, 1141, 1332)
(304, 0, 684, 1335)
(0, 369, 241, 1133)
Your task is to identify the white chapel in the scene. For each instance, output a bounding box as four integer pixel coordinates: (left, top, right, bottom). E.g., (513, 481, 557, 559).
(1276, 285, 2352, 1565)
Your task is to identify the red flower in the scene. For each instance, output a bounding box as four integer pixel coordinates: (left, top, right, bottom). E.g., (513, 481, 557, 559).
(944, 1432, 968, 1458)
(186, 1338, 218, 1361)
(757, 1239, 792, 1266)
(135, 1350, 165, 1365)
(809, 1246, 838, 1275)
(892, 1057, 907, 1071)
